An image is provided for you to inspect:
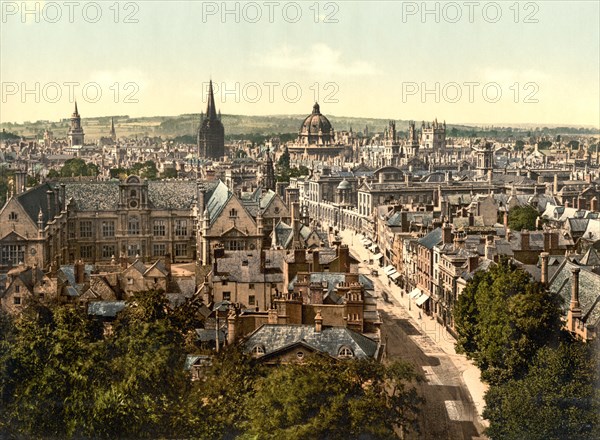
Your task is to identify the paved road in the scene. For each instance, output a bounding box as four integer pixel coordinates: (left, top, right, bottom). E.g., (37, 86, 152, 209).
(343, 231, 487, 439)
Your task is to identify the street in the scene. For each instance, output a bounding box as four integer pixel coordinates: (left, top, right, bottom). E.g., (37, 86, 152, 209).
(340, 230, 488, 440)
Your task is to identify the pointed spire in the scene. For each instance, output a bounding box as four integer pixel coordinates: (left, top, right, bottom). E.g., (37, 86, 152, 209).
(74, 100, 79, 116)
(206, 80, 218, 120)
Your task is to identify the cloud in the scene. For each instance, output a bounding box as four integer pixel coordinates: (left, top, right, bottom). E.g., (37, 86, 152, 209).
(259, 43, 382, 77)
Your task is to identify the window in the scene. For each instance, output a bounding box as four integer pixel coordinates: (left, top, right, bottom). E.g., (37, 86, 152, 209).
(128, 217, 140, 235)
(175, 243, 187, 257)
(223, 291, 231, 301)
(102, 245, 115, 259)
(0, 244, 25, 265)
(80, 221, 92, 238)
(175, 219, 188, 236)
(248, 295, 255, 305)
(15, 285, 20, 293)
(249, 283, 255, 290)
(242, 260, 248, 266)
(9, 212, 18, 221)
(127, 244, 140, 257)
(226, 240, 245, 251)
(130, 189, 137, 198)
(229, 208, 238, 218)
(14, 297, 21, 305)
(153, 220, 166, 237)
(127, 278, 134, 285)
(296, 351, 305, 359)
(251, 345, 265, 356)
(80, 245, 93, 259)
(102, 221, 115, 237)
(153, 244, 166, 257)
(222, 281, 228, 286)
(338, 347, 354, 358)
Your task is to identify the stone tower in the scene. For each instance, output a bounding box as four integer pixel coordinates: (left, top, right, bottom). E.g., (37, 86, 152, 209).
(67, 101, 85, 147)
(197, 80, 225, 159)
(264, 148, 275, 191)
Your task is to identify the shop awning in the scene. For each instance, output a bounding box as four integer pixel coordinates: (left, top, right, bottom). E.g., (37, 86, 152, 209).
(372, 253, 383, 260)
(409, 288, 422, 299)
(383, 265, 396, 275)
(416, 294, 430, 306)
(390, 272, 401, 281)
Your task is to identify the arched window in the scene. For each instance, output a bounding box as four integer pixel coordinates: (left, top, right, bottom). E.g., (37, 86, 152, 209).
(128, 216, 140, 235)
(229, 208, 238, 218)
(338, 346, 354, 358)
(130, 189, 137, 198)
(251, 345, 265, 357)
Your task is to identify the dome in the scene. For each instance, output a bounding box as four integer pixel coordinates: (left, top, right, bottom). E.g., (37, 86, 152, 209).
(298, 103, 334, 146)
(337, 178, 351, 190)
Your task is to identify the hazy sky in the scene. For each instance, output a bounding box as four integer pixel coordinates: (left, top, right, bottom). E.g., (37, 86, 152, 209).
(1, 1, 599, 126)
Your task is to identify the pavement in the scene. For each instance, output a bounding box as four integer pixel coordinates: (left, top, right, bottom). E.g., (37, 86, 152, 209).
(339, 229, 489, 439)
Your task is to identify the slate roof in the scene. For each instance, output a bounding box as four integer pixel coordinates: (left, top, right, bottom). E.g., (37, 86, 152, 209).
(87, 301, 126, 318)
(244, 324, 379, 359)
(205, 180, 232, 224)
(214, 250, 283, 283)
(13, 182, 57, 225)
(287, 272, 374, 296)
(418, 227, 442, 249)
(548, 261, 600, 329)
(580, 248, 600, 266)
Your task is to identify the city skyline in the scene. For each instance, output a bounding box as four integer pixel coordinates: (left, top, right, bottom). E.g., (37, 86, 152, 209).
(1, 1, 599, 127)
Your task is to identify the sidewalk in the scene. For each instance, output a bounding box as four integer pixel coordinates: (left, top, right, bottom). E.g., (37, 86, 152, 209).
(339, 229, 489, 427)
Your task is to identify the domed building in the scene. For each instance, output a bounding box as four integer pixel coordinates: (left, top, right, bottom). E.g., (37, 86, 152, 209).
(288, 102, 351, 161)
(298, 102, 335, 146)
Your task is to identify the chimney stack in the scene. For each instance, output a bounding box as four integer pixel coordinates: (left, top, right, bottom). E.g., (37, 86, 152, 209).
(569, 267, 582, 320)
(268, 307, 278, 324)
(227, 309, 237, 345)
(15, 171, 26, 195)
(591, 197, 598, 213)
(309, 281, 323, 305)
(521, 230, 530, 250)
(540, 252, 549, 285)
(312, 250, 320, 272)
(338, 245, 350, 273)
(46, 189, 54, 219)
(74, 259, 85, 284)
(442, 222, 453, 244)
(314, 309, 323, 333)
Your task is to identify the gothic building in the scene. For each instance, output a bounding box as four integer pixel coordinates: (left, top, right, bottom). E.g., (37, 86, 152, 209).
(197, 80, 225, 159)
(67, 102, 85, 147)
(421, 119, 446, 151)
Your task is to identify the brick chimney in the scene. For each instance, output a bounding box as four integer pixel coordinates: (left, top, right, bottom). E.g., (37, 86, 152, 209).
(268, 307, 278, 324)
(543, 231, 551, 252)
(294, 248, 306, 263)
(521, 230, 530, 250)
(309, 281, 323, 304)
(338, 245, 350, 273)
(577, 197, 586, 210)
(314, 309, 323, 333)
(74, 259, 85, 284)
(485, 235, 496, 261)
(312, 250, 320, 272)
(540, 252, 549, 285)
(227, 309, 237, 345)
(46, 189, 54, 219)
(163, 253, 172, 275)
(468, 212, 474, 227)
(569, 267, 582, 320)
(591, 197, 598, 213)
(442, 223, 453, 244)
(467, 255, 479, 273)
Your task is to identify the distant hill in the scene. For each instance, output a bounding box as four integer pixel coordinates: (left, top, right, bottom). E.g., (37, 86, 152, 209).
(1, 114, 597, 142)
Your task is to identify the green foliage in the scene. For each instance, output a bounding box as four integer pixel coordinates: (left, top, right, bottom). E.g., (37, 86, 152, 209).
(277, 146, 290, 169)
(57, 158, 99, 178)
(130, 160, 158, 180)
(513, 140, 525, 151)
(243, 356, 423, 440)
(454, 258, 562, 384)
(507, 205, 539, 231)
(161, 168, 178, 179)
(484, 342, 600, 440)
(1, 291, 423, 438)
(0, 130, 19, 141)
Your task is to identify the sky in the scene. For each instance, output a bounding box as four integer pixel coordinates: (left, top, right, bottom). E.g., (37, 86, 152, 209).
(1, 0, 599, 127)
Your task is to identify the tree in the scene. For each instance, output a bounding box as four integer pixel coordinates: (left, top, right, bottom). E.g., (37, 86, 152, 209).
(513, 140, 525, 151)
(483, 342, 599, 440)
(277, 146, 290, 170)
(454, 258, 562, 384)
(507, 205, 539, 231)
(161, 168, 178, 179)
(244, 356, 423, 439)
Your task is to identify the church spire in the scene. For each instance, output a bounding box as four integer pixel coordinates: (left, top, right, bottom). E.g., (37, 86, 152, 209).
(110, 117, 116, 140)
(74, 100, 79, 116)
(206, 80, 218, 120)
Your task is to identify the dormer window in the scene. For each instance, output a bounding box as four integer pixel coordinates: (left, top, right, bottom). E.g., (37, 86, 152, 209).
(338, 346, 354, 358)
(251, 345, 265, 357)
